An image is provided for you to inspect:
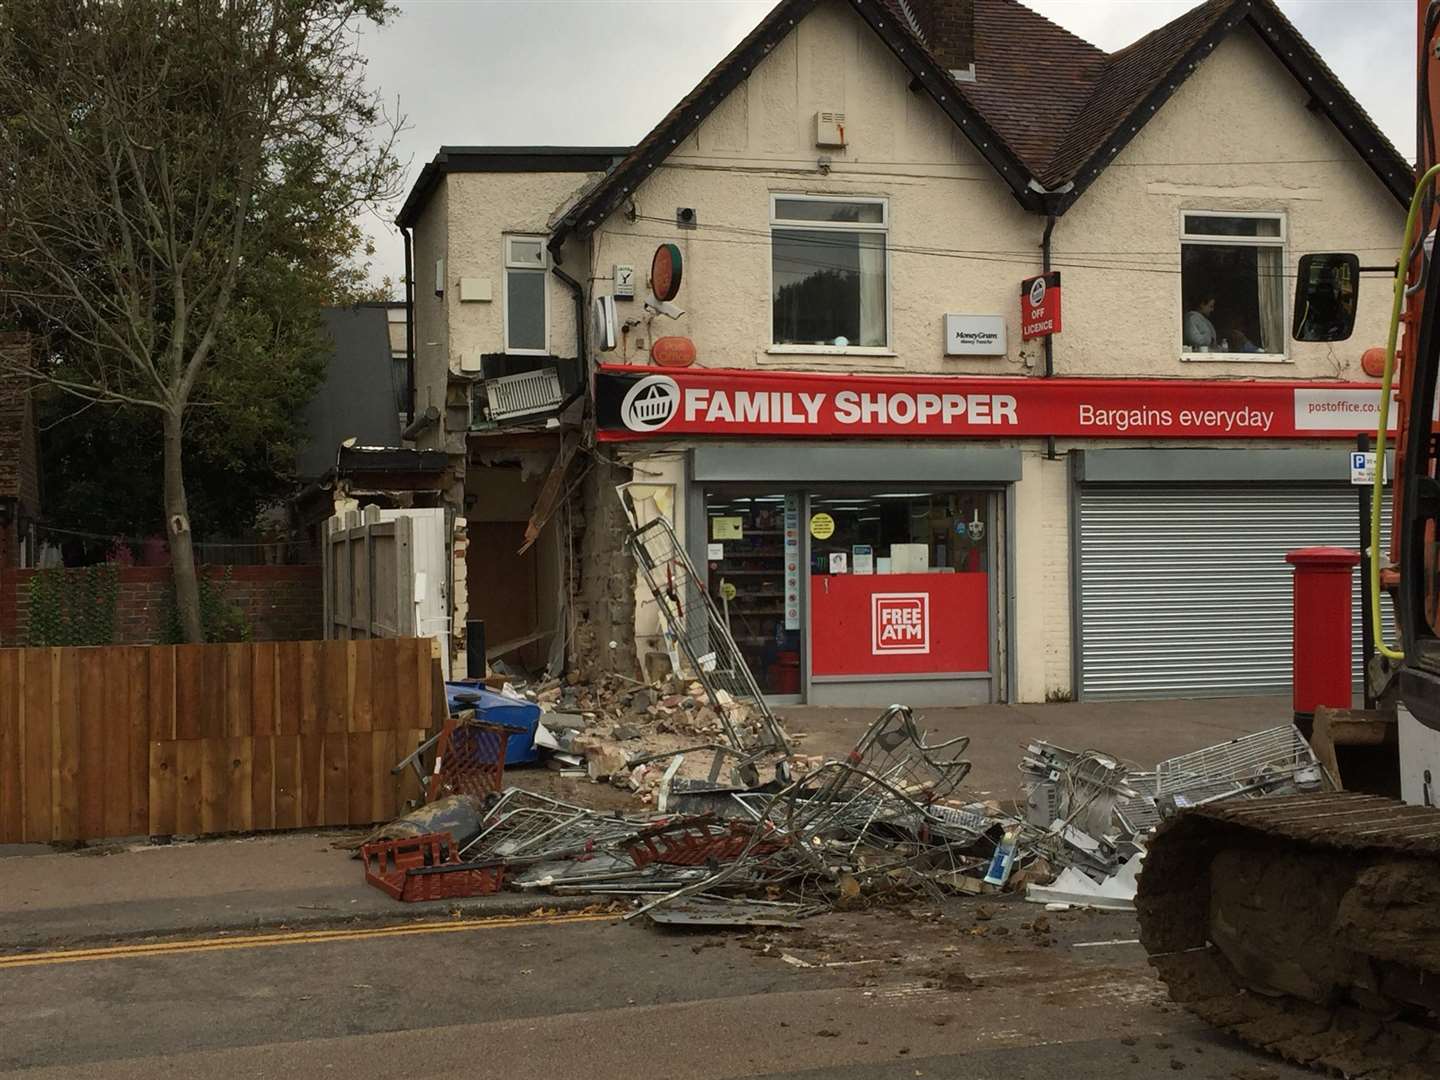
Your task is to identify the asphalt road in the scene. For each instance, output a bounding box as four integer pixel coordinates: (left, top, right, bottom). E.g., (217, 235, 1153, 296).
(0, 902, 1315, 1080)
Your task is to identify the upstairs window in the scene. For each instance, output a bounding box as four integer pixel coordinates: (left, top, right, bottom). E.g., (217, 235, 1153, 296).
(504, 235, 548, 354)
(771, 195, 888, 350)
(1180, 212, 1286, 358)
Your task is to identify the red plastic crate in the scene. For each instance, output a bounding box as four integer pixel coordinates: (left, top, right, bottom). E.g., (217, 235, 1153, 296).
(426, 718, 513, 802)
(625, 816, 788, 868)
(395, 861, 506, 902)
(360, 831, 506, 902)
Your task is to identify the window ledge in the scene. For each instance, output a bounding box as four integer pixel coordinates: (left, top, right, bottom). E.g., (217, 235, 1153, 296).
(764, 346, 898, 357)
(1179, 353, 1292, 364)
(758, 349, 903, 371)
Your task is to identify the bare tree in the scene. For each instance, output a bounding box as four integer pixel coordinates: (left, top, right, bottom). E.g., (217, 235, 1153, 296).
(0, 0, 401, 641)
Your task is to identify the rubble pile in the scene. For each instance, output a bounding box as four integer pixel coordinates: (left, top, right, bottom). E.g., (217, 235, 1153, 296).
(479, 670, 792, 802)
(367, 680, 1338, 922)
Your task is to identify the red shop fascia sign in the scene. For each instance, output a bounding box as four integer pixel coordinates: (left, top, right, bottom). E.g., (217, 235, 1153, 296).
(595, 364, 1392, 441)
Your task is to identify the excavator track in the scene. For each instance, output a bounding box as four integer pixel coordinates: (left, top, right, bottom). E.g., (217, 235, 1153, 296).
(1136, 793, 1440, 1079)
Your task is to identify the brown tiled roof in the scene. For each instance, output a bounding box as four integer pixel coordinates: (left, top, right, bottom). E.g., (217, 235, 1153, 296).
(949, 0, 1107, 183)
(1042, 0, 1236, 186)
(554, 0, 1409, 237)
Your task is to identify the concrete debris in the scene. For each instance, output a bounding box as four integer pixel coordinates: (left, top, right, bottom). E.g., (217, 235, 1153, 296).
(1026, 853, 1145, 912)
(370, 694, 1333, 925)
(579, 741, 629, 783)
(456, 669, 792, 807)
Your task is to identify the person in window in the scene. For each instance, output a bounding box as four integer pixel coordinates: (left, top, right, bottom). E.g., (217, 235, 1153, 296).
(1183, 292, 1222, 350)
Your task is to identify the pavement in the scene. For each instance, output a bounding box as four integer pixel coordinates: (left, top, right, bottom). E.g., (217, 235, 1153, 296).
(0, 829, 600, 950)
(781, 695, 1294, 799)
(0, 696, 1294, 950)
(0, 896, 1318, 1079)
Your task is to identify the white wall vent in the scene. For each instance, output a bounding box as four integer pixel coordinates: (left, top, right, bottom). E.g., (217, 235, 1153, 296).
(815, 110, 847, 148)
(487, 368, 564, 421)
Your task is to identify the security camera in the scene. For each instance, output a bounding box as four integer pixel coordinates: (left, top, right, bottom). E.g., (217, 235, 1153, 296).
(644, 293, 685, 320)
(676, 207, 697, 229)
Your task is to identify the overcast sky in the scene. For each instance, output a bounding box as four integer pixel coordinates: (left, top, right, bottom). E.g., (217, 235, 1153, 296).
(355, 0, 1414, 290)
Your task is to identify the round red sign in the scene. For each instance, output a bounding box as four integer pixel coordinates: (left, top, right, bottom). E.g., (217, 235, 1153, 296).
(651, 243, 683, 302)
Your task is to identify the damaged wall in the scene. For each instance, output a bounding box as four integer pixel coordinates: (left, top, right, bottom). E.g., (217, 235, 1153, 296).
(572, 455, 638, 679)
(623, 453, 687, 679)
(463, 456, 572, 676)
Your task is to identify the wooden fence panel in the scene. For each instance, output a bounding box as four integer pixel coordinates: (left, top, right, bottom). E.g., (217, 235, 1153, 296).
(323, 507, 414, 641)
(0, 637, 440, 843)
(0, 649, 21, 841)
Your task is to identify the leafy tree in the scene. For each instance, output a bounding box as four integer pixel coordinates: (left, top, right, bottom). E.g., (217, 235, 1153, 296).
(0, 0, 402, 640)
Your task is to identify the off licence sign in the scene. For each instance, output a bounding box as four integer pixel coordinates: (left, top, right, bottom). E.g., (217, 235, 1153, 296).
(1020, 271, 1061, 340)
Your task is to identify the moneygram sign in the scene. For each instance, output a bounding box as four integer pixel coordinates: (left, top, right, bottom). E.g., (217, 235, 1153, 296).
(595, 365, 1395, 441)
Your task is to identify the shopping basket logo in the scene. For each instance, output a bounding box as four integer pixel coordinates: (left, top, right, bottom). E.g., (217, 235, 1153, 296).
(872, 593, 930, 655)
(621, 374, 681, 432)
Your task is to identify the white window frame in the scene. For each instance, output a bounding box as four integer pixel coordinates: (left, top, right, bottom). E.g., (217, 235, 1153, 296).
(503, 234, 549, 356)
(1178, 209, 1289, 364)
(767, 193, 894, 357)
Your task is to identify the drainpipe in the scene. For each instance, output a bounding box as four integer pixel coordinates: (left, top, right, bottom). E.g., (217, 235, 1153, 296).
(1041, 212, 1056, 379)
(1035, 197, 1065, 462)
(401, 225, 416, 428)
(551, 257, 587, 362)
(401, 405, 441, 441)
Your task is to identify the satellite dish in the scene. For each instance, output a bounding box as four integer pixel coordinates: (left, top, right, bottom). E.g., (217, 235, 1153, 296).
(592, 294, 617, 351)
(650, 243, 683, 302)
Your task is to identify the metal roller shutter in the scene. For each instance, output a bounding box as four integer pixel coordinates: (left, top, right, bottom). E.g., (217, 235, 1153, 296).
(1076, 485, 1394, 699)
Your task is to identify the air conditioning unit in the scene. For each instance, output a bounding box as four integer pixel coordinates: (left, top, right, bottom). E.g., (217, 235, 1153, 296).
(487, 367, 564, 421)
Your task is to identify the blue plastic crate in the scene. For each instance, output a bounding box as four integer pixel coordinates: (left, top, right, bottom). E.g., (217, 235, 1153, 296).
(444, 682, 542, 765)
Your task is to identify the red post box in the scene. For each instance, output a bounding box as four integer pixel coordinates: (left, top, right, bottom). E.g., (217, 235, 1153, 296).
(1285, 546, 1361, 736)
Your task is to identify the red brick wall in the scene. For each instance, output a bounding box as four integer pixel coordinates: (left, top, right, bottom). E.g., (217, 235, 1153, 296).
(0, 565, 322, 646)
(904, 0, 975, 70)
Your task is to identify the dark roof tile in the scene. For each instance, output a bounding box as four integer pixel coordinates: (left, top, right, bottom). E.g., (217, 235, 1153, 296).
(1044, 0, 1236, 186)
(952, 0, 1107, 182)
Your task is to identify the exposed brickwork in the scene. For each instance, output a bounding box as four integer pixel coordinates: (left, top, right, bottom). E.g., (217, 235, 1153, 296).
(902, 0, 975, 71)
(0, 565, 321, 646)
(571, 459, 638, 679)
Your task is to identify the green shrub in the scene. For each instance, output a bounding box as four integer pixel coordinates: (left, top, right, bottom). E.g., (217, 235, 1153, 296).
(161, 568, 252, 643)
(26, 564, 120, 646)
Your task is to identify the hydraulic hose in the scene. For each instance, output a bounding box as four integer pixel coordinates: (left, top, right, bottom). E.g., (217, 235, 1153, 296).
(1370, 161, 1440, 660)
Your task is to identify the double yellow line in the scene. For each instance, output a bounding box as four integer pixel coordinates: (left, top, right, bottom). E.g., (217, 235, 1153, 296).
(0, 911, 615, 970)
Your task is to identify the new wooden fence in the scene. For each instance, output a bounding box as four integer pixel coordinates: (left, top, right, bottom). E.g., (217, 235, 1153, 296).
(0, 638, 440, 844)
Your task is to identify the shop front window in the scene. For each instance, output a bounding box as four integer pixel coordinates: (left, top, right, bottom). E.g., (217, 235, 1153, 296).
(808, 491, 989, 576)
(808, 490, 993, 680)
(704, 489, 803, 696)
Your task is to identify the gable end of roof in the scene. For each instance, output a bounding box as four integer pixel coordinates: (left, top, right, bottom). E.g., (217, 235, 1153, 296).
(1050, 0, 1411, 211)
(553, 0, 1044, 248)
